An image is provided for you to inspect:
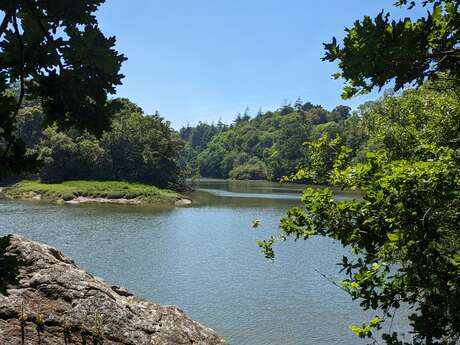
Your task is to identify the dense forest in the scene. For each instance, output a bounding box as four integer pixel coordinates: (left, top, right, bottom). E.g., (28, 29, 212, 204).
(179, 102, 361, 180)
(180, 85, 458, 182)
(13, 96, 185, 189)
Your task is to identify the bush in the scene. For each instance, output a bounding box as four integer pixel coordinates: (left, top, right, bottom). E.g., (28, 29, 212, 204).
(229, 158, 269, 180)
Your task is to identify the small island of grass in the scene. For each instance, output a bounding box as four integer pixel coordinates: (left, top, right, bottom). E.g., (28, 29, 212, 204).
(1, 180, 191, 207)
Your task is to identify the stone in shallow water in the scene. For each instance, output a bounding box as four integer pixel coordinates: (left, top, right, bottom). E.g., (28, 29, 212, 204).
(0, 234, 228, 345)
(174, 198, 193, 207)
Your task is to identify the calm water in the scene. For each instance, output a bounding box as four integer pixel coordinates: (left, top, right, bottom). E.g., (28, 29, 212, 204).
(0, 180, 409, 345)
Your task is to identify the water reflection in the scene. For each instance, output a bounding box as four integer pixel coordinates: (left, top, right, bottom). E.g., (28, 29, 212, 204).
(191, 178, 360, 206)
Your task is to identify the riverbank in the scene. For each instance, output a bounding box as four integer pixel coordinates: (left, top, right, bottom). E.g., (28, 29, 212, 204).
(0, 180, 191, 207)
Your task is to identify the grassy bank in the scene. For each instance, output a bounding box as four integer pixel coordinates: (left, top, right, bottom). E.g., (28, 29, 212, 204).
(1, 180, 182, 205)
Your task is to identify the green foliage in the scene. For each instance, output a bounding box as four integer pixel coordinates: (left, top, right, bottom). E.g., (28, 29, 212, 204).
(37, 126, 110, 183)
(0, 0, 126, 178)
(179, 121, 228, 176)
(324, 1, 459, 99)
(229, 157, 269, 180)
(349, 316, 383, 340)
(260, 84, 460, 344)
(286, 134, 350, 185)
(10, 97, 185, 189)
(357, 82, 460, 160)
(182, 102, 357, 180)
(295, 6, 460, 339)
(107, 98, 144, 119)
(15, 104, 44, 149)
(103, 112, 184, 188)
(5, 180, 179, 204)
(251, 219, 261, 228)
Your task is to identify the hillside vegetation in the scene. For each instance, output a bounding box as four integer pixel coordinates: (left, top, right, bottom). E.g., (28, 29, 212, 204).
(180, 102, 363, 180)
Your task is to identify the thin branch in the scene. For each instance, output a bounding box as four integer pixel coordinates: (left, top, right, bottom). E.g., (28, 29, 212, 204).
(314, 268, 351, 295)
(429, 48, 460, 58)
(328, 144, 338, 153)
(421, 207, 432, 227)
(388, 307, 397, 334)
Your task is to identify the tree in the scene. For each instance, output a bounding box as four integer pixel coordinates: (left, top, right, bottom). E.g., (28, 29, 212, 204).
(0, 0, 126, 178)
(279, 101, 294, 115)
(294, 97, 303, 112)
(107, 98, 144, 119)
(37, 126, 110, 183)
(18, 98, 186, 188)
(329, 105, 351, 122)
(229, 157, 269, 180)
(102, 112, 184, 188)
(15, 103, 44, 149)
(259, 0, 460, 340)
(323, 0, 459, 98)
(234, 111, 250, 125)
(260, 85, 460, 344)
(38, 126, 80, 183)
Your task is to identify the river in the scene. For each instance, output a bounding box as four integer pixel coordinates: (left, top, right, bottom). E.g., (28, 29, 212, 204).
(0, 179, 409, 345)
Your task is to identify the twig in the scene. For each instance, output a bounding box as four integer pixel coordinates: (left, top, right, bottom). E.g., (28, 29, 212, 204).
(314, 268, 351, 295)
(388, 307, 396, 334)
(421, 207, 431, 227)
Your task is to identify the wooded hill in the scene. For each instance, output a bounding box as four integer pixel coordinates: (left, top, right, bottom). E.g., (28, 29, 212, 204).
(179, 100, 364, 180)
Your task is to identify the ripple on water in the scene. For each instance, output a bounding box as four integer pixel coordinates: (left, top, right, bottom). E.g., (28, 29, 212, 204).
(0, 181, 409, 345)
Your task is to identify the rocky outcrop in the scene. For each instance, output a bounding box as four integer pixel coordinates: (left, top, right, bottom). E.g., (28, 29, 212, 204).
(0, 234, 227, 345)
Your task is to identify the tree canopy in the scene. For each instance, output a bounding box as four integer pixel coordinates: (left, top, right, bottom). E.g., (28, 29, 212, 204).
(0, 0, 126, 177)
(180, 102, 357, 180)
(324, 0, 459, 98)
(13, 97, 185, 189)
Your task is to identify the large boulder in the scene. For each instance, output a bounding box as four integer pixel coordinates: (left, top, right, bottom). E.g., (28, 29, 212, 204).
(0, 234, 228, 345)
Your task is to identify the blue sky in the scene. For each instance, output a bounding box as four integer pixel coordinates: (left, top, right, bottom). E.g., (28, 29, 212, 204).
(96, 1, 423, 128)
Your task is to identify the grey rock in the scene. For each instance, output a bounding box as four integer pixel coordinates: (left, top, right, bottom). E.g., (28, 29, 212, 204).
(0, 234, 228, 345)
(111, 286, 133, 297)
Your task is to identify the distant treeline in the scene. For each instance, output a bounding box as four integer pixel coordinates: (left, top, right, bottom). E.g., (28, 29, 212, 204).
(14, 98, 184, 189)
(179, 100, 367, 180)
